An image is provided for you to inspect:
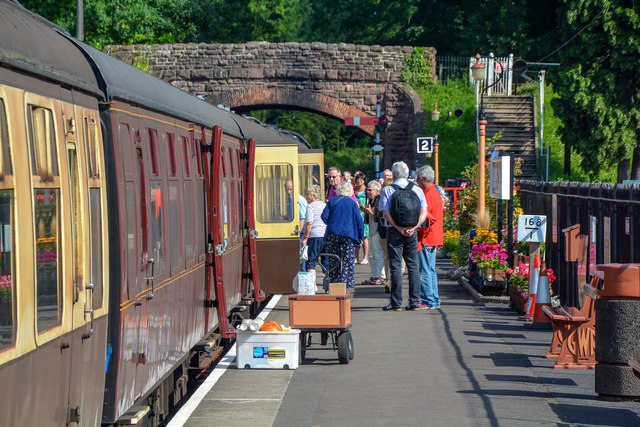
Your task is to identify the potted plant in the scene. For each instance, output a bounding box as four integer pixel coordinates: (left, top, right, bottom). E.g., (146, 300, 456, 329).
(506, 263, 556, 313)
(471, 242, 509, 281)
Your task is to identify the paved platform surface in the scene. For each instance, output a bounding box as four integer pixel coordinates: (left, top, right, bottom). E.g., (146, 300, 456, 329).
(181, 259, 640, 426)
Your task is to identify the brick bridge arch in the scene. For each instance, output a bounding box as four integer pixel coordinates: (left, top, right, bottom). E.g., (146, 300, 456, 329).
(107, 42, 436, 169)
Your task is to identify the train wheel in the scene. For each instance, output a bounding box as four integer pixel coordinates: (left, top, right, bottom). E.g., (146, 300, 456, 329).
(337, 330, 353, 364)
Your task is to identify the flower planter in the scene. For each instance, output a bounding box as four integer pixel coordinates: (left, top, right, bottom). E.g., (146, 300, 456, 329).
(481, 268, 507, 282)
(477, 269, 507, 296)
(509, 286, 528, 314)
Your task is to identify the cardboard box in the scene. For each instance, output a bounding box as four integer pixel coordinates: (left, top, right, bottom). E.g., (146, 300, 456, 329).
(236, 329, 300, 369)
(289, 294, 351, 329)
(329, 282, 346, 295)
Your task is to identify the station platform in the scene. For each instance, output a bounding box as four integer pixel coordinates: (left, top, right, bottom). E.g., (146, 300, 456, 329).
(169, 259, 640, 427)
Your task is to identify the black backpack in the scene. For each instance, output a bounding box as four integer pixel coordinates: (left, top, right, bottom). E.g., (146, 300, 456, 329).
(389, 182, 421, 227)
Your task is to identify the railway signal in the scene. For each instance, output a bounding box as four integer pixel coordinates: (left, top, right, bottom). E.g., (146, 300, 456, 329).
(343, 116, 379, 126)
(343, 93, 386, 175)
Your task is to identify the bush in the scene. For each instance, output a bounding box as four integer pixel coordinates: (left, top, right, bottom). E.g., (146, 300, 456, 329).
(443, 229, 460, 257)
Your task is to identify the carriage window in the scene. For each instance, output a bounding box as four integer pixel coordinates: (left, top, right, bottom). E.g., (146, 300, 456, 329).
(84, 117, 99, 178)
(150, 183, 164, 275)
(28, 106, 58, 181)
(195, 180, 205, 256)
(0, 99, 12, 178)
(236, 181, 243, 238)
(34, 189, 60, 332)
(255, 164, 293, 223)
(124, 183, 136, 302)
(228, 147, 234, 177)
(195, 139, 202, 177)
(299, 164, 321, 197)
(181, 136, 190, 177)
(148, 129, 159, 176)
(167, 133, 177, 177)
(0, 190, 14, 349)
(222, 182, 229, 242)
(169, 182, 180, 269)
(120, 124, 133, 176)
(183, 181, 194, 262)
(89, 189, 103, 308)
(68, 147, 83, 287)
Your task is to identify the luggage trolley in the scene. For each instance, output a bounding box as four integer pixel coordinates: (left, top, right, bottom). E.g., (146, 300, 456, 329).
(289, 253, 354, 364)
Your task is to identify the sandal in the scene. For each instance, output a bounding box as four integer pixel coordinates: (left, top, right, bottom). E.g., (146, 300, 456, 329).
(360, 259, 369, 265)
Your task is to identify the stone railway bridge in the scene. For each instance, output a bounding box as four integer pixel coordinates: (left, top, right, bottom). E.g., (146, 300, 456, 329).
(107, 42, 436, 169)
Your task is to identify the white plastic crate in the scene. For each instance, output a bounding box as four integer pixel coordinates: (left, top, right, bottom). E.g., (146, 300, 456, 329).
(236, 329, 300, 369)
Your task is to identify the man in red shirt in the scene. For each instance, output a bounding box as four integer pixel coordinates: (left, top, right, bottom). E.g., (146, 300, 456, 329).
(416, 165, 444, 309)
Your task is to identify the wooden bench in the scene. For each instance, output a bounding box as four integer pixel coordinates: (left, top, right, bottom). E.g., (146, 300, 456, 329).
(541, 275, 602, 369)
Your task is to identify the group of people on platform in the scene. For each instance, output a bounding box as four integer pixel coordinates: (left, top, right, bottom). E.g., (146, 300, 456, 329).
(300, 160, 444, 311)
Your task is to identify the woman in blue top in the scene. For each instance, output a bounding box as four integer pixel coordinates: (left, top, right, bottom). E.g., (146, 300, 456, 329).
(321, 182, 364, 289)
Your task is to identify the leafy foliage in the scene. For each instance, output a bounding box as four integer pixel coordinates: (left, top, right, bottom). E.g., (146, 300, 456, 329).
(401, 47, 433, 88)
(247, 109, 374, 175)
(414, 79, 477, 181)
(549, 1, 640, 181)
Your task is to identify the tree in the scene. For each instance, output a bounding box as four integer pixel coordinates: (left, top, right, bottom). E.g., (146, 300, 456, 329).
(549, 1, 640, 181)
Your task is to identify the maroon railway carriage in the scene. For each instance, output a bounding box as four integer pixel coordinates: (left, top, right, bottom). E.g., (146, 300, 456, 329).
(0, 1, 309, 425)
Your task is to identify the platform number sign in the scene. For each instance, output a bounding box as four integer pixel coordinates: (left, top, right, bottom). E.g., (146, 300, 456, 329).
(416, 137, 434, 154)
(517, 215, 547, 243)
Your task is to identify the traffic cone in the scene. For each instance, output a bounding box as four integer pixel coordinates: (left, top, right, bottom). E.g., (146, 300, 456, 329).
(518, 254, 540, 321)
(524, 271, 553, 329)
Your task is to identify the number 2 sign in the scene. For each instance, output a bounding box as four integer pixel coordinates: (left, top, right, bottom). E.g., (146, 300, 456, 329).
(416, 137, 434, 154)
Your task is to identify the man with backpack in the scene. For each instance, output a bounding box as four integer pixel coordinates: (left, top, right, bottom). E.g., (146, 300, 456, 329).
(379, 161, 427, 311)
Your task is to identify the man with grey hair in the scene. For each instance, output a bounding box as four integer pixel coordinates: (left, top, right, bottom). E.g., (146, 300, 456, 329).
(379, 161, 428, 311)
(326, 166, 357, 202)
(416, 165, 444, 309)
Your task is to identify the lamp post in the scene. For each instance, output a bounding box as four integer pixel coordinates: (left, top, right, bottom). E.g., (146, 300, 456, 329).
(431, 103, 463, 186)
(470, 53, 504, 220)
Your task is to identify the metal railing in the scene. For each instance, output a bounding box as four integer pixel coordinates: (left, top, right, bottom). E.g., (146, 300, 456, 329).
(518, 180, 640, 307)
(435, 54, 514, 96)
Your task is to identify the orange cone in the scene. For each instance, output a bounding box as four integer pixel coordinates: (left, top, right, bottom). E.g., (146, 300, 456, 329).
(524, 271, 553, 329)
(519, 255, 540, 321)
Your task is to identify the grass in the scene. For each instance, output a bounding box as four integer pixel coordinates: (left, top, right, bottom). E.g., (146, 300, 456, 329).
(415, 79, 478, 183)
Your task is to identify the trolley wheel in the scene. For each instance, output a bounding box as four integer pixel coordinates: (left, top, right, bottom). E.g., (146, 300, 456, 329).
(299, 332, 307, 363)
(336, 330, 354, 364)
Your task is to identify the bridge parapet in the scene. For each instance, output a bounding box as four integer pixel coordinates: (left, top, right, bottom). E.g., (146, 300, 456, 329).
(107, 42, 435, 169)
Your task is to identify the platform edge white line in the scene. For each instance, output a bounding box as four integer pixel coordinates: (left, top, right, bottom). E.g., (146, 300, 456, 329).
(166, 294, 282, 427)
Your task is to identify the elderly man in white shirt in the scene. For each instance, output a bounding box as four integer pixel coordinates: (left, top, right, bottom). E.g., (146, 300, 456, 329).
(379, 161, 427, 311)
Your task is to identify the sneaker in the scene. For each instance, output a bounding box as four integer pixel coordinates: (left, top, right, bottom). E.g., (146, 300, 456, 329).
(428, 304, 441, 310)
(417, 303, 429, 310)
(382, 304, 402, 312)
(404, 305, 420, 311)
(360, 259, 369, 265)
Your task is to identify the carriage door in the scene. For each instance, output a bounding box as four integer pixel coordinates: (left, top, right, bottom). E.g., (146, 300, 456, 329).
(205, 126, 234, 336)
(242, 138, 264, 302)
(63, 95, 108, 425)
(253, 142, 300, 294)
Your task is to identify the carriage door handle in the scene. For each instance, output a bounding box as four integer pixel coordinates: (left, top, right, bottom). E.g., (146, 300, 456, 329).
(82, 283, 95, 339)
(146, 259, 155, 300)
(293, 225, 301, 235)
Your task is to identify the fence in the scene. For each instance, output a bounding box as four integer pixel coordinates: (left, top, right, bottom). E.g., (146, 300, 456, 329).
(435, 54, 513, 96)
(518, 180, 640, 307)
